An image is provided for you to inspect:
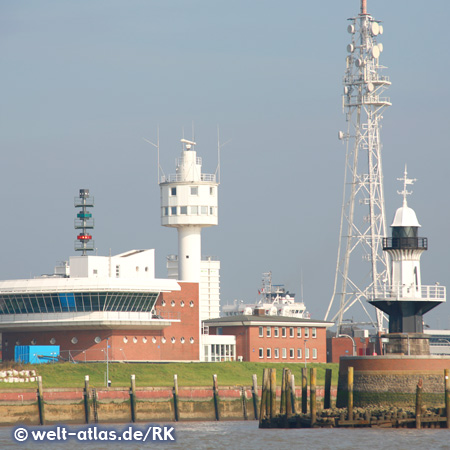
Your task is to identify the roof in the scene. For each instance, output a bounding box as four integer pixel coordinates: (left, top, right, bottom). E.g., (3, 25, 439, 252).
(391, 205, 421, 227)
(203, 315, 334, 328)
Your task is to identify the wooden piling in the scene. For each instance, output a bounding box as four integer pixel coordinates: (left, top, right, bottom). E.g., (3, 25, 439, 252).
(37, 376, 45, 425)
(252, 374, 259, 420)
(285, 369, 293, 419)
(347, 366, 353, 421)
(173, 374, 180, 422)
(83, 375, 90, 424)
(92, 388, 98, 423)
(280, 368, 286, 415)
(259, 369, 269, 425)
(301, 367, 308, 414)
(269, 368, 277, 420)
(445, 369, 450, 429)
(310, 368, 317, 427)
(290, 374, 296, 415)
(324, 368, 332, 410)
(415, 378, 423, 429)
(241, 386, 248, 420)
(213, 374, 220, 421)
(130, 374, 137, 423)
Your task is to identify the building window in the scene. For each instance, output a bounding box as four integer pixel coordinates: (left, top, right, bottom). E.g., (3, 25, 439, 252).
(217, 327, 223, 336)
(312, 348, 317, 359)
(171, 206, 177, 215)
(259, 327, 263, 337)
(210, 207, 214, 215)
(266, 326, 271, 338)
(266, 348, 271, 359)
(289, 327, 294, 338)
(210, 187, 214, 195)
(259, 348, 263, 359)
(282, 348, 287, 359)
(274, 327, 279, 338)
(190, 186, 198, 195)
(304, 327, 309, 338)
(305, 347, 310, 359)
(191, 206, 198, 214)
(289, 348, 294, 359)
(282, 327, 286, 338)
(297, 327, 302, 338)
(274, 348, 279, 359)
(201, 206, 208, 214)
(312, 327, 317, 338)
(297, 348, 302, 359)
(164, 207, 169, 216)
(171, 187, 176, 196)
(180, 206, 187, 215)
(115, 265, 120, 278)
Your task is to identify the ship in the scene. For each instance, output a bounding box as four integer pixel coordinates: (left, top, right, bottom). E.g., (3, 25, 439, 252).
(221, 272, 310, 318)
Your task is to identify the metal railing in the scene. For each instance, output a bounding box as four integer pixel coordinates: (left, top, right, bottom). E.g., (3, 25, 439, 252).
(371, 284, 446, 301)
(160, 173, 216, 183)
(383, 237, 428, 250)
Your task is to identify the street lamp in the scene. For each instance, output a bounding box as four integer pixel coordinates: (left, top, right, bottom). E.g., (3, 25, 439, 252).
(105, 337, 111, 387)
(304, 340, 308, 368)
(338, 334, 357, 356)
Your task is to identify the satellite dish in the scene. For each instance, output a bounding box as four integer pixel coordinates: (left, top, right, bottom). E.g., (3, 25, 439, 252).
(372, 46, 380, 59)
(378, 43, 384, 53)
(371, 22, 380, 36)
(367, 82, 374, 92)
(355, 58, 363, 67)
(344, 86, 349, 94)
(347, 44, 354, 53)
(338, 131, 344, 140)
(379, 25, 384, 35)
(347, 24, 355, 34)
(94, 336, 101, 344)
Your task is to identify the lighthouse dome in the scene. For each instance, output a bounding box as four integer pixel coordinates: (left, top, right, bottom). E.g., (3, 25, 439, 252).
(391, 204, 421, 228)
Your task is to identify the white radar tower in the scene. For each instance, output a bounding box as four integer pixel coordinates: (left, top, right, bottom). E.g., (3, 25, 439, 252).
(325, 0, 391, 333)
(160, 139, 219, 282)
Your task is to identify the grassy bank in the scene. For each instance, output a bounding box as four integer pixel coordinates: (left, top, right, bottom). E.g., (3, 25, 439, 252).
(0, 362, 339, 389)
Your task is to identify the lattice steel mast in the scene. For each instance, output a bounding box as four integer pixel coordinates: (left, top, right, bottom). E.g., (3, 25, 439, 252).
(325, 0, 391, 333)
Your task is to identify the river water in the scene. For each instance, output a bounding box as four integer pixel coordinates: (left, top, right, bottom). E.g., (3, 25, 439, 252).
(1, 421, 449, 449)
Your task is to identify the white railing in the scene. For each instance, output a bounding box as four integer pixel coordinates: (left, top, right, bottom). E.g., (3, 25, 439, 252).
(371, 285, 446, 301)
(160, 173, 216, 183)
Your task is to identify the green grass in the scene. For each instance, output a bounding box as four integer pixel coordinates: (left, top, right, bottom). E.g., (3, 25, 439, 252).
(0, 362, 339, 389)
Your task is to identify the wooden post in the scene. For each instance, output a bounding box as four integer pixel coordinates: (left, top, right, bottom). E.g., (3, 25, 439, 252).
(252, 374, 259, 420)
(37, 376, 45, 425)
(290, 374, 296, 415)
(285, 369, 293, 419)
(347, 366, 353, 421)
(445, 369, 450, 429)
(324, 368, 332, 410)
(213, 374, 220, 421)
(280, 368, 286, 414)
(92, 388, 99, 423)
(269, 368, 277, 421)
(301, 367, 308, 414)
(173, 374, 180, 422)
(310, 368, 317, 427)
(259, 369, 269, 425)
(415, 378, 423, 429)
(130, 374, 137, 423)
(241, 386, 248, 420)
(83, 375, 90, 424)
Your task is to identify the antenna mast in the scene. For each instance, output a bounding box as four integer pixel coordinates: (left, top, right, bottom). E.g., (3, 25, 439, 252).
(325, 0, 391, 333)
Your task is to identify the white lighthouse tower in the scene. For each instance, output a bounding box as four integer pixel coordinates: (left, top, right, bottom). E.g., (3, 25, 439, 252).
(160, 138, 220, 320)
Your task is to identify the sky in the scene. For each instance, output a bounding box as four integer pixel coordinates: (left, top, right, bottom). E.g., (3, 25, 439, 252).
(1, 0, 449, 329)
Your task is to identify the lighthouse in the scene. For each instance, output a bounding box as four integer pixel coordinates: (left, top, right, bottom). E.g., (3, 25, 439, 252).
(369, 169, 446, 354)
(160, 139, 218, 282)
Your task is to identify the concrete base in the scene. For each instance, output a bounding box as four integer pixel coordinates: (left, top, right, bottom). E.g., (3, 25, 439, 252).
(384, 333, 430, 356)
(337, 355, 450, 408)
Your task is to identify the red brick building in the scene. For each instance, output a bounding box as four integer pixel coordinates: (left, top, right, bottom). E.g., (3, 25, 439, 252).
(204, 315, 333, 363)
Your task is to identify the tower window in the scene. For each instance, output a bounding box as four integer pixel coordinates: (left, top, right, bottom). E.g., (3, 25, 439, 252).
(171, 207, 177, 215)
(191, 206, 198, 214)
(201, 206, 208, 214)
(190, 187, 198, 195)
(164, 207, 169, 216)
(180, 206, 187, 215)
(171, 187, 177, 196)
(210, 187, 214, 195)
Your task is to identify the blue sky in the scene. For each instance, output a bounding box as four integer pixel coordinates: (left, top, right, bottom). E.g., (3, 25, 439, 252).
(1, 0, 449, 328)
